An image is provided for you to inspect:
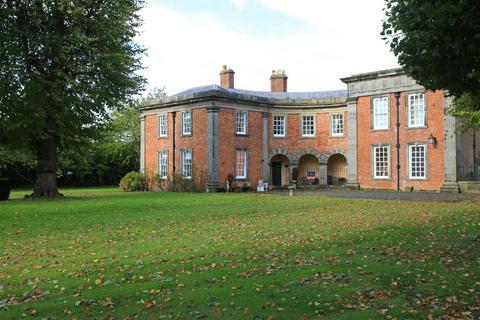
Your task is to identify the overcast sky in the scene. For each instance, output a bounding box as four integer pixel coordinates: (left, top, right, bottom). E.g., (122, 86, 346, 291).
(138, 0, 399, 95)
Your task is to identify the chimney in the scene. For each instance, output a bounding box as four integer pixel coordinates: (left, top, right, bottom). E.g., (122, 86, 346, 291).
(270, 69, 288, 92)
(219, 65, 235, 88)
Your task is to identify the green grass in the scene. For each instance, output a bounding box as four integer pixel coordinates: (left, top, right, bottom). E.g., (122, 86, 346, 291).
(1, 188, 479, 319)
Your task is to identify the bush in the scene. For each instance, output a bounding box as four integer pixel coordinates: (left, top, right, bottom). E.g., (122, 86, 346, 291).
(0, 178, 11, 201)
(149, 170, 207, 192)
(119, 171, 146, 192)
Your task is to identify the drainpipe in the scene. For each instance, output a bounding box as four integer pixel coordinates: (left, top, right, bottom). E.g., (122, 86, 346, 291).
(172, 111, 176, 191)
(394, 92, 401, 191)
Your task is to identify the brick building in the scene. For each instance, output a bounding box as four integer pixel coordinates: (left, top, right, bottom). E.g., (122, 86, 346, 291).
(139, 66, 479, 192)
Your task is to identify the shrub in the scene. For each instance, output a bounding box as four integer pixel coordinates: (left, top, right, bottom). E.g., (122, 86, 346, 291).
(149, 174, 169, 192)
(0, 178, 11, 201)
(119, 171, 146, 192)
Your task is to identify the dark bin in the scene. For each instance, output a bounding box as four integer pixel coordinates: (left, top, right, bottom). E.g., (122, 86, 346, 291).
(0, 178, 11, 201)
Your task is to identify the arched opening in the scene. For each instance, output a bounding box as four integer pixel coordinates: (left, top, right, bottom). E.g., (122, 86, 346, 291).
(327, 154, 347, 185)
(298, 154, 320, 185)
(270, 155, 289, 186)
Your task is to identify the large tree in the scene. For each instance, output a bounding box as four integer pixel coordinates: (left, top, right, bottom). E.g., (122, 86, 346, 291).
(381, 0, 480, 104)
(0, 0, 145, 197)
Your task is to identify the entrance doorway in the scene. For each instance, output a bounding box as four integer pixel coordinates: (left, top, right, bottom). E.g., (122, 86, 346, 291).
(272, 162, 282, 186)
(270, 154, 289, 186)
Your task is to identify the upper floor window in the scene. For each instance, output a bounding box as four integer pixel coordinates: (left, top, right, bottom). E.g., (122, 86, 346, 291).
(236, 110, 247, 135)
(373, 145, 390, 179)
(181, 149, 192, 179)
(158, 114, 167, 137)
(235, 150, 247, 179)
(331, 113, 344, 136)
(182, 111, 192, 135)
(408, 144, 427, 179)
(273, 115, 286, 137)
(408, 93, 426, 128)
(372, 96, 389, 130)
(302, 115, 315, 137)
(158, 151, 168, 179)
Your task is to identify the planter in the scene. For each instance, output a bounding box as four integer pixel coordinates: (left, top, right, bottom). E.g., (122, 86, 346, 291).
(0, 178, 11, 201)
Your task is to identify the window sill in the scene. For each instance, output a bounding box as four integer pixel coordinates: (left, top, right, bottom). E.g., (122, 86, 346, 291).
(235, 178, 248, 181)
(158, 136, 168, 139)
(370, 128, 391, 132)
(407, 177, 428, 181)
(404, 126, 428, 130)
(272, 136, 287, 139)
(372, 177, 391, 180)
(235, 133, 248, 137)
(330, 134, 345, 138)
(301, 135, 316, 139)
(181, 134, 192, 137)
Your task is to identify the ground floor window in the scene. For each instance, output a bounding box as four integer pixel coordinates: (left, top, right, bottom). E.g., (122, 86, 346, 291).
(373, 145, 390, 179)
(236, 150, 247, 179)
(181, 149, 192, 179)
(158, 151, 168, 179)
(408, 144, 427, 179)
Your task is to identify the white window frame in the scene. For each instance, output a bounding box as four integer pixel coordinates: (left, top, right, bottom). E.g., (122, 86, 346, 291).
(158, 114, 168, 137)
(181, 149, 192, 179)
(273, 115, 286, 137)
(372, 145, 390, 179)
(301, 115, 315, 137)
(236, 110, 247, 135)
(235, 150, 247, 179)
(158, 151, 168, 179)
(408, 93, 426, 128)
(408, 144, 427, 179)
(372, 96, 389, 130)
(330, 113, 344, 137)
(182, 111, 192, 135)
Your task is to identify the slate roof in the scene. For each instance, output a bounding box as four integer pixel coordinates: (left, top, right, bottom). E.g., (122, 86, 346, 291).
(141, 84, 347, 110)
(173, 84, 347, 100)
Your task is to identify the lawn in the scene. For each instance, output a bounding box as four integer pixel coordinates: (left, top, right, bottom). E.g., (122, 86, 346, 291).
(0, 188, 479, 319)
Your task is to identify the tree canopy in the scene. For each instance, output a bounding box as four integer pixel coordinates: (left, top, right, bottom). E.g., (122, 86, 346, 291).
(0, 0, 146, 197)
(381, 0, 480, 103)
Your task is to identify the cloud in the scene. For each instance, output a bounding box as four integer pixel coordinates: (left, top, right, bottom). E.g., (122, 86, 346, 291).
(230, 0, 247, 9)
(138, 0, 398, 95)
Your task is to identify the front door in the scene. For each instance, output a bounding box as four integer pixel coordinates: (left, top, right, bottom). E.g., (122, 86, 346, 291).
(272, 162, 282, 186)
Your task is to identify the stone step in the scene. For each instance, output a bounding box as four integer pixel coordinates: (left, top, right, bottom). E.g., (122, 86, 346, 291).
(459, 181, 480, 193)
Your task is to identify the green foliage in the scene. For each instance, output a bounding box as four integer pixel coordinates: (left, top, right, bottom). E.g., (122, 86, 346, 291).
(0, 0, 146, 195)
(382, 0, 480, 106)
(447, 93, 480, 133)
(0, 146, 35, 171)
(119, 171, 146, 192)
(1, 188, 479, 318)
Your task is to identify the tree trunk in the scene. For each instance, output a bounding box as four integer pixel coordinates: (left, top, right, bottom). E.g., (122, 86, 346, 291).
(26, 137, 63, 198)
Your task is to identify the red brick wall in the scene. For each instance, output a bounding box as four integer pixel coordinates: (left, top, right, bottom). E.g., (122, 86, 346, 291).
(269, 111, 349, 160)
(218, 108, 263, 186)
(144, 108, 208, 182)
(357, 91, 445, 191)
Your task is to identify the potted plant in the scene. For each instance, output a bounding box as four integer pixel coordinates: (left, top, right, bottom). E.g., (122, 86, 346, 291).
(0, 177, 11, 201)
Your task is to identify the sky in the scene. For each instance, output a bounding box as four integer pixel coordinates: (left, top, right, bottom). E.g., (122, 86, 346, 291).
(138, 0, 399, 95)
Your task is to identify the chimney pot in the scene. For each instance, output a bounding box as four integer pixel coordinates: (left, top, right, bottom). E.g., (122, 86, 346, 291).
(220, 65, 235, 88)
(270, 69, 288, 92)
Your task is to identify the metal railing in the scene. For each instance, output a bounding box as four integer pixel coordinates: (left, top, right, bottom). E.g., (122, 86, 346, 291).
(457, 164, 480, 181)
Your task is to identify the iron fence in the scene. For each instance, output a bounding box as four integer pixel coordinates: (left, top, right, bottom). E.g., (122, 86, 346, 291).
(457, 164, 480, 181)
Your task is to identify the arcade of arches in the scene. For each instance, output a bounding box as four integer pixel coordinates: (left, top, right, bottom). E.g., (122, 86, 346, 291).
(270, 153, 348, 187)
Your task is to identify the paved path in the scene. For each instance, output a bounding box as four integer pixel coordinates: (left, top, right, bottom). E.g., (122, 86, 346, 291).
(269, 188, 480, 202)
